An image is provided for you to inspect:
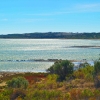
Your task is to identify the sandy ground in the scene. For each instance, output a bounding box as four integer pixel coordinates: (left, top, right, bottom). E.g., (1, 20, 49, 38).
(0, 82, 6, 87)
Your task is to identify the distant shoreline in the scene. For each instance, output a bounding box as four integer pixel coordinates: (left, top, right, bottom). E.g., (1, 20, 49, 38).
(0, 32, 100, 39)
(0, 59, 83, 63)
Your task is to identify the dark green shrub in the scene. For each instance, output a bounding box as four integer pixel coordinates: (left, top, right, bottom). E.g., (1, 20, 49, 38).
(94, 61, 100, 74)
(94, 61, 100, 88)
(6, 76, 29, 89)
(47, 60, 74, 81)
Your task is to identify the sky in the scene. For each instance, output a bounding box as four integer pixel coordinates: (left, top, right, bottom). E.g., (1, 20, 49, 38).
(0, 0, 100, 34)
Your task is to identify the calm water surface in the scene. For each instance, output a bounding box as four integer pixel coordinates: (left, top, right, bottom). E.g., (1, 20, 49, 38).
(0, 39, 100, 72)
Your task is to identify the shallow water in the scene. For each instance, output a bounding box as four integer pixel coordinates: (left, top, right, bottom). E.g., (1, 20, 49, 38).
(0, 39, 100, 72)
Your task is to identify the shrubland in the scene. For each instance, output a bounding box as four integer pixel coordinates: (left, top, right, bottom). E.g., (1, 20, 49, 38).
(0, 60, 100, 100)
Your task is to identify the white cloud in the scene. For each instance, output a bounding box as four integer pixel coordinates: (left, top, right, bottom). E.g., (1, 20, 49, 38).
(2, 3, 99, 20)
(26, 3, 100, 16)
(9, 18, 53, 23)
(76, 3, 100, 9)
(26, 11, 76, 16)
(0, 18, 8, 21)
(2, 18, 8, 21)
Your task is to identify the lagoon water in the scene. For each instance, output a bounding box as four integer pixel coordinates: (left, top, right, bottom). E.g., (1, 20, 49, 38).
(0, 39, 100, 72)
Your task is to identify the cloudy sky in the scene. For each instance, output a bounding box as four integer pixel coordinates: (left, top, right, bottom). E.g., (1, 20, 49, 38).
(0, 0, 100, 34)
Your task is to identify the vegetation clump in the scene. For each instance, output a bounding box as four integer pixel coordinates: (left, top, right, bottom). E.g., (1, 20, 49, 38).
(6, 76, 29, 89)
(47, 60, 74, 81)
(94, 61, 100, 75)
(1, 60, 100, 99)
(94, 61, 100, 88)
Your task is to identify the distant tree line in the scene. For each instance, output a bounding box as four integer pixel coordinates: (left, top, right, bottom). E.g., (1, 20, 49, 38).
(0, 32, 100, 39)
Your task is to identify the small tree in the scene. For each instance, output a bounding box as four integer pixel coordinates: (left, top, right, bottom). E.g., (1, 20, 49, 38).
(47, 60, 74, 81)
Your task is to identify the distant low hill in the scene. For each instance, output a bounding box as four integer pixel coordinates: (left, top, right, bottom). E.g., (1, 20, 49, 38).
(0, 32, 100, 39)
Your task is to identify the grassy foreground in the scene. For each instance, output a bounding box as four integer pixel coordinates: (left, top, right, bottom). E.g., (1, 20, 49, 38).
(0, 61, 100, 100)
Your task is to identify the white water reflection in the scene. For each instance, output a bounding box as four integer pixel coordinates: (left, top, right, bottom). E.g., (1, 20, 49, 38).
(0, 39, 100, 72)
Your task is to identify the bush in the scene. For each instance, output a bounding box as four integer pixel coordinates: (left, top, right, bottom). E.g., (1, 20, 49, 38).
(73, 69, 85, 79)
(81, 89, 94, 99)
(10, 89, 26, 100)
(94, 61, 100, 88)
(26, 90, 61, 100)
(47, 60, 74, 81)
(6, 76, 29, 89)
(73, 65, 94, 81)
(0, 89, 13, 100)
(94, 61, 100, 75)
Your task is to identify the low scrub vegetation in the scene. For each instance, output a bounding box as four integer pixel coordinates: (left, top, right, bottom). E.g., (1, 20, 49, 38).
(47, 60, 74, 81)
(0, 60, 100, 100)
(7, 76, 29, 89)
